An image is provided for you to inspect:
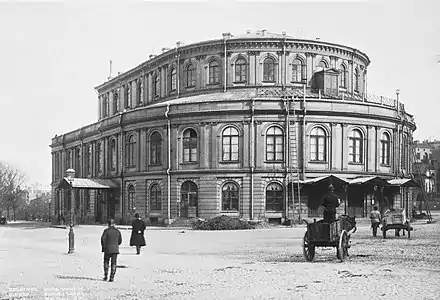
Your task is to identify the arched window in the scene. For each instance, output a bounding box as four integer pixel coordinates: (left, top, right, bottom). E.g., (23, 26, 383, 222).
(137, 79, 143, 105)
(112, 90, 119, 113)
(150, 131, 162, 165)
(317, 60, 328, 69)
(154, 75, 160, 97)
(170, 68, 177, 91)
(186, 63, 196, 88)
(266, 182, 283, 211)
(150, 184, 162, 211)
(380, 132, 391, 165)
(349, 129, 363, 163)
(95, 142, 102, 174)
(222, 182, 239, 211)
(263, 57, 275, 82)
(310, 127, 326, 162)
(339, 65, 347, 88)
(127, 135, 136, 167)
(181, 181, 198, 209)
(234, 58, 247, 83)
(222, 126, 239, 161)
(87, 145, 92, 175)
(75, 148, 81, 175)
(183, 129, 198, 162)
(127, 185, 135, 212)
(209, 61, 220, 84)
(354, 68, 359, 91)
(292, 59, 304, 83)
(109, 139, 116, 170)
(266, 126, 284, 161)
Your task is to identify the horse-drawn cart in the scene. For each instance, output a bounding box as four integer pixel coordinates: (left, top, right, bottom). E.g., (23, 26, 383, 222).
(382, 208, 412, 239)
(303, 216, 357, 262)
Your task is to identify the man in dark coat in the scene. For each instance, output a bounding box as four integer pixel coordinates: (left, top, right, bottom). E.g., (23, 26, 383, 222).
(322, 184, 341, 222)
(101, 219, 122, 282)
(130, 213, 146, 255)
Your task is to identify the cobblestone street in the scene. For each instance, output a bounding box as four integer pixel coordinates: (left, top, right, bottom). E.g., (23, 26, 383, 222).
(0, 217, 439, 300)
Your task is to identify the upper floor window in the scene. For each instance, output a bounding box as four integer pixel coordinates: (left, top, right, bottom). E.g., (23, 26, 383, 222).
(310, 127, 326, 162)
(170, 68, 177, 91)
(154, 75, 160, 98)
(75, 148, 81, 176)
(112, 90, 119, 114)
(266, 126, 284, 161)
(103, 95, 109, 117)
(185, 64, 196, 88)
(136, 79, 143, 105)
(222, 182, 239, 211)
(109, 139, 116, 170)
(339, 65, 347, 88)
(150, 131, 162, 165)
(95, 142, 102, 174)
(349, 129, 363, 163)
(124, 84, 131, 108)
(222, 126, 239, 161)
(380, 132, 391, 165)
(183, 128, 197, 162)
(292, 59, 306, 83)
(354, 68, 359, 92)
(263, 57, 275, 82)
(317, 60, 328, 69)
(150, 184, 162, 211)
(127, 135, 136, 167)
(234, 58, 247, 83)
(266, 182, 283, 211)
(209, 61, 220, 84)
(66, 150, 72, 169)
(87, 145, 92, 176)
(127, 185, 135, 212)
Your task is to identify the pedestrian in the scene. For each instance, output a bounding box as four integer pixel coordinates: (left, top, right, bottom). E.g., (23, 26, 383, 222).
(322, 184, 341, 222)
(370, 206, 381, 237)
(130, 213, 146, 255)
(101, 219, 122, 282)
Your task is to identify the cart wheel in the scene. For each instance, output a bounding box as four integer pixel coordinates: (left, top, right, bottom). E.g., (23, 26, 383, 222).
(303, 231, 315, 262)
(337, 230, 349, 262)
(382, 226, 387, 239)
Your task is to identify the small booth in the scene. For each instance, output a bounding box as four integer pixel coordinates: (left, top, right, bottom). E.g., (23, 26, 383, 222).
(347, 176, 389, 218)
(386, 178, 420, 219)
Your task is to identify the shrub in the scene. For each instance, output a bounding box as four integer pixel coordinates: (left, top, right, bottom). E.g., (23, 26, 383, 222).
(192, 215, 256, 230)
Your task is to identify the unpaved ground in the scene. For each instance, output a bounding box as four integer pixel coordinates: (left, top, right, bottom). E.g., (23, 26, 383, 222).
(0, 219, 439, 300)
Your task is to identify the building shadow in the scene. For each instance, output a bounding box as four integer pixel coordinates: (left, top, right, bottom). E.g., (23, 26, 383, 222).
(55, 275, 103, 281)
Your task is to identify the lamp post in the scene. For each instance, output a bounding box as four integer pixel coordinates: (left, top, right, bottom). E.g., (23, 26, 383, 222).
(66, 168, 75, 254)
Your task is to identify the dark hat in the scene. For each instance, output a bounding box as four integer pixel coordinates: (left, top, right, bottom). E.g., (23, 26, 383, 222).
(134, 213, 140, 218)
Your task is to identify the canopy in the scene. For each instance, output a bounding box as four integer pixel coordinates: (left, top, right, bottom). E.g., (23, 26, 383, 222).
(293, 175, 350, 186)
(58, 178, 119, 189)
(348, 176, 389, 186)
(387, 178, 420, 188)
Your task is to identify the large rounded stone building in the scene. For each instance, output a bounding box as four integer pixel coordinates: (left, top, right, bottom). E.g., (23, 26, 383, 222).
(51, 30, 416, 225)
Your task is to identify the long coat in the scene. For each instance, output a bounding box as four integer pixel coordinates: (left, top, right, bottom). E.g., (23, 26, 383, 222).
(130, 218, 146, 247)
(101, 226, 122, 254)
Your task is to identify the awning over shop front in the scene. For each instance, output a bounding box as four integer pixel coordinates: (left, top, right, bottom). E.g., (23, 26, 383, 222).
(348, 176, 389, 186)
(387, 178, 420, 188)
(293, 175, 350, 186)
(57, 177, 119, 189)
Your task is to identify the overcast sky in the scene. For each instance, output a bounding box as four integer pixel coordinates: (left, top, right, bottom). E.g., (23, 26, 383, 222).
(0, 0, 439, 186)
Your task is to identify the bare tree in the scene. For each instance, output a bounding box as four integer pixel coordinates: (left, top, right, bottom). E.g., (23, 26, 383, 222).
(0, 162, 27, 221)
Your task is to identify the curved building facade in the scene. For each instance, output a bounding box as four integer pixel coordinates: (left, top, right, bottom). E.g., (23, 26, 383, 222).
(51, 30, 416, 225)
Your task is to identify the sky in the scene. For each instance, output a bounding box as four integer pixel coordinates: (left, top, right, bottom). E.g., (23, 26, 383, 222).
(0, 0, 439, 186)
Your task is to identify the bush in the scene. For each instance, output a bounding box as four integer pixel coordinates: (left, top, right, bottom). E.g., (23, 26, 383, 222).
(192, 215, 256, 230)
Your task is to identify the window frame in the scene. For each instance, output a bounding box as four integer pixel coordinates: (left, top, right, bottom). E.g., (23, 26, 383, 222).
(182, 128, 198, 163)
(380, 132, 391, 166)
(221, 182, 239, 211)
(234, 58, 247, 83)
(310, 127, 327, 162)
(266, 126, 284, 162)
(265, 182, 284, 211)
(150, 131, 162, 165)
(127, 135, 136, 168)
(222, 126, 239, 162)
(208, 60, 220, 85)
(263, 57, 276, 82)
(127, 185, 135, 212)
(185, 63, 196, 88)
(149, 183, 162, 211)
(348, 129, 363, 163)
(170, 68, 177, 91)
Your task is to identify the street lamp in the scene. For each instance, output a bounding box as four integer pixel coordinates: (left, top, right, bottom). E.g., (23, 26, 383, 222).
(66, 168, 75, 254)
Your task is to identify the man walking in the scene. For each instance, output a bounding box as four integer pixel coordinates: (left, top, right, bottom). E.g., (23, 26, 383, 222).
(322, 184, 341, 222)
(130, 213, 146, 255)
(101, 219, 122, 282)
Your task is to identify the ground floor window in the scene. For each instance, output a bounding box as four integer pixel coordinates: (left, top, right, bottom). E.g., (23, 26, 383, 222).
(266, 182, 284, 211)
(222, 182, 239, 211)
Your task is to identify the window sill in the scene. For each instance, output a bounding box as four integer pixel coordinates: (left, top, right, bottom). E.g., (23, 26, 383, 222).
(380, 164, 391, 167)
(149, 163, 162, 167)
(262, 80, 276, 83)
(348, 162, 364, 165)
(221, 210, 239, 213)
(185, 85, 196, 89)
(233, 81, 247, 84)
(264, 160, 284, 163)
(180, 162, 198, 165)
(308, 160, 327, 164)
(219, 160, 240, 164)
(207, 82, 220, 86)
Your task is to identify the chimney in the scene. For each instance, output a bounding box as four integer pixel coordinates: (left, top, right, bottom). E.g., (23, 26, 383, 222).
(261, 29, 267, 36)
(246, 30, 251, 35)
(282, 31, 286, 37)
(162, 47, 170, 53)
(176, 41, 185, 47)
(149, 54, 157, 59)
